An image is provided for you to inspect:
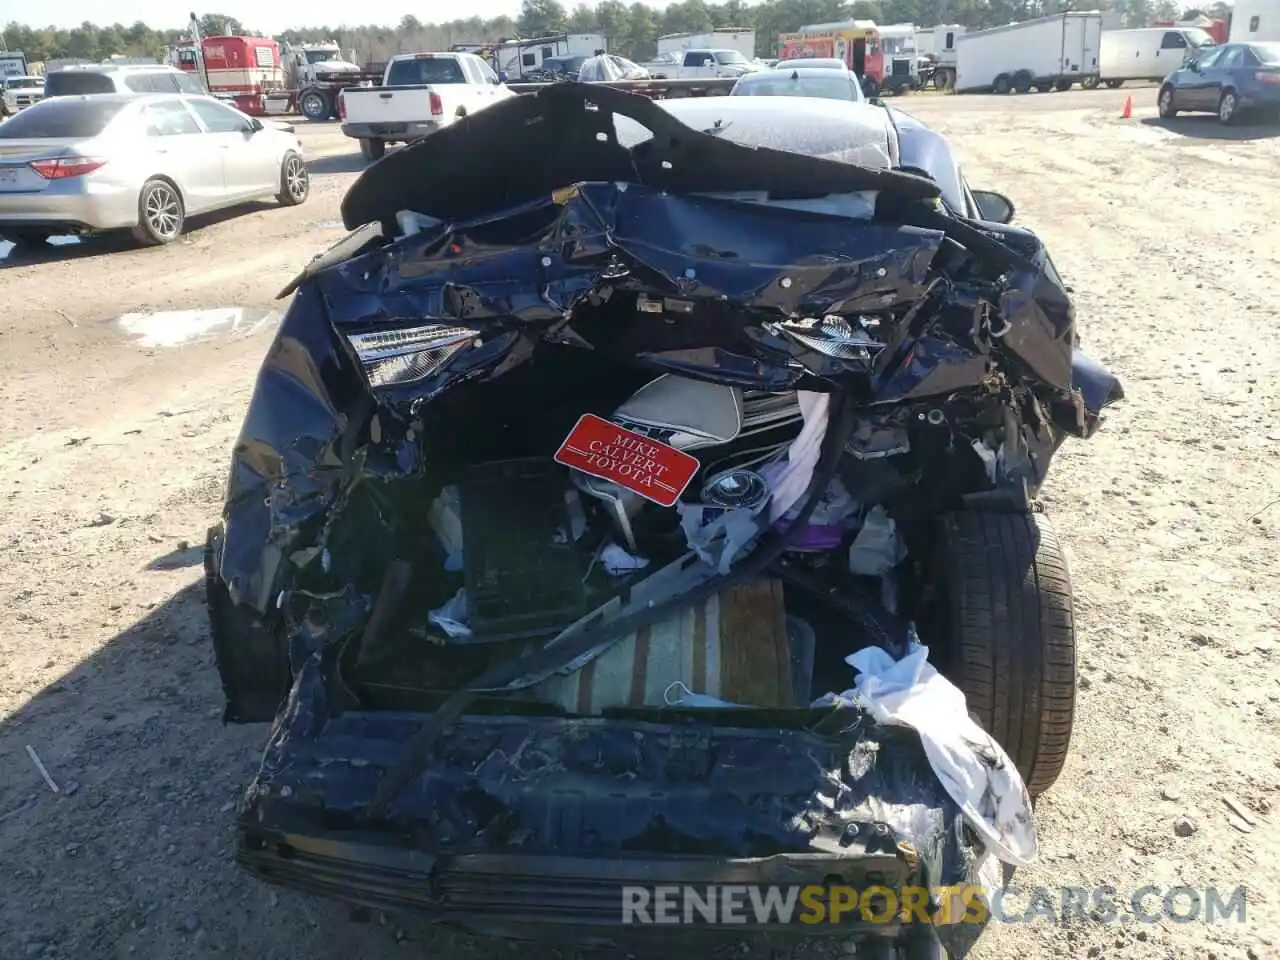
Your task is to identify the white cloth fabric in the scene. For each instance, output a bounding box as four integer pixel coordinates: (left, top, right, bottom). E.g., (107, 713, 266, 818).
(761, 391, 830, 523)
(816, 642, 1039, 867)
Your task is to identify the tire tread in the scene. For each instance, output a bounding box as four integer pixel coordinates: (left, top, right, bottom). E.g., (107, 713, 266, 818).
(936, 510, 1076, 796)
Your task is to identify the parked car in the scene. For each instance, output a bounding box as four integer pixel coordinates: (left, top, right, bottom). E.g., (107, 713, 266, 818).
(731, 66, 867, 103)
(533, 54, 589, 81)
(1158, 41, 1280, 123)
(774, 58, 882, 98)
(0, 94, 308, 248)
(576, 54, 651, 81)
(774, 57, 849, 71)
(206, 86, 1122, 957)
(42, 63, 207, 97)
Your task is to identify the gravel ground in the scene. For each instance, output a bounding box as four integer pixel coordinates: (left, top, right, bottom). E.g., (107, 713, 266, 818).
(0, 89, 1277, 960)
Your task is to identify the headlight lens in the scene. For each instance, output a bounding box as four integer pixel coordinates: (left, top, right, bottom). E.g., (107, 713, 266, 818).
(346, 324, 478, 388)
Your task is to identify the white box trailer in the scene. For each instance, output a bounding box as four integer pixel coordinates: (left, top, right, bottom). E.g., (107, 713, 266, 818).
(1230, 0, 1280, 42)
(656, 29, 756, 59)
(954, 11, 1103, 94)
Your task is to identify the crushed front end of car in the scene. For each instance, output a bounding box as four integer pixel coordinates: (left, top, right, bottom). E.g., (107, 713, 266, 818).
(206, 84, 1121, 956)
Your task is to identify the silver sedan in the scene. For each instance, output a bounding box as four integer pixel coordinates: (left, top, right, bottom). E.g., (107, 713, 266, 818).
(731, 66, 868, 103)
(0, 93, 309, 248)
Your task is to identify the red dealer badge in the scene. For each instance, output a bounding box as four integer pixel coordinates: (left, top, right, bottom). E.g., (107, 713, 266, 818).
(554, 414, 700, 508)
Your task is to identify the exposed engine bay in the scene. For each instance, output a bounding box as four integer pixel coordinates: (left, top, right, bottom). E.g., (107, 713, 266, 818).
(344, 365, 979, 716)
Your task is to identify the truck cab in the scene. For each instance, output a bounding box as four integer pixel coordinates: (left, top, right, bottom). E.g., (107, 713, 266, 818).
(276, 41, 378, 121)
(1, 75, 44, 116)
(677, 48, 760, 78)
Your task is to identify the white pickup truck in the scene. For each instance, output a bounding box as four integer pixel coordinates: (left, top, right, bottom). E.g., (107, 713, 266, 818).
(641, 49, 764, 80)
(338, 52, 515, 161)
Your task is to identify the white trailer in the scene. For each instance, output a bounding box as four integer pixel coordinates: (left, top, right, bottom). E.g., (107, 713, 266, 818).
(916, 23, 965, 60)
(657, 29, 756, 59)
(916, 24, 965, 88)
(495, 33, 606, 79)
(0, 52, 29, 81)
(954, 11, 1102, 94)
(1230, 0, 1280, 42)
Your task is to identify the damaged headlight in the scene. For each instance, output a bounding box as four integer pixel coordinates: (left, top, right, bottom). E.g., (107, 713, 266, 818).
(346, 324, 478, 388)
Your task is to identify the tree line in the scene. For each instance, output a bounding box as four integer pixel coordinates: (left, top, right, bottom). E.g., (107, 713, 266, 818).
(2, 0, 1232, 67)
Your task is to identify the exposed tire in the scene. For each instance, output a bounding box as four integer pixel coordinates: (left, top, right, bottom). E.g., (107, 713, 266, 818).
(924, 510, 1077, 798)
(1080, 74, 1100, 90)
(1158, 84, 1178, 118)
(1054, 78, 1073, 92)
(1033, 81, 1052, 93)
(1104, 78, 1124, 89)
(1012, 70, 1033, 94)
(131, 178, 184, 246)
(276, 152, 310, 206)
(359, 137, 386, 161)
(1218, 89, 1239, 125)
(205, 525, 291, 724)
(299, 89, 331, 122)
(993, 73, 1012, 94)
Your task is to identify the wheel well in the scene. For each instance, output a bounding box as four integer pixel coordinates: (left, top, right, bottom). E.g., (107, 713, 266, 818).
(142, 175, 185, 210)
(279, 150, 300, 177)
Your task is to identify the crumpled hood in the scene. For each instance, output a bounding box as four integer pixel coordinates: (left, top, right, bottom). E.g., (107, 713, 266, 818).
(341, 81, 938, 230)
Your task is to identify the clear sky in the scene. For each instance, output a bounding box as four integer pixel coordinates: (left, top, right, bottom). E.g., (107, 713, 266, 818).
(5, 1, 679, 34)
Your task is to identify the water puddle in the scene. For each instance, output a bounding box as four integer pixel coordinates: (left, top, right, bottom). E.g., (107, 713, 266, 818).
(0, 235, 83, 261)
(117, 307, 281, 348)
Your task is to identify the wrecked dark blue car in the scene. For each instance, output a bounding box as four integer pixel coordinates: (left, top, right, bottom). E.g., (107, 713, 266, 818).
(204, 86, 1122, 958)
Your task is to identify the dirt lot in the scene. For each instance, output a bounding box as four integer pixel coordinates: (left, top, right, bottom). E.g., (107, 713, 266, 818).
(1, 88, 1277, 960)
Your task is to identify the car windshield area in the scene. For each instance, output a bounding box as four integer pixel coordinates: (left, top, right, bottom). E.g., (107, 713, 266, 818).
(1185, 29, 1216, 47)
(304, 49, 341, 64)
(0, 98, 128, 138)
(1252, 42, 1280, 65)
(778, 59, 845, 70)
(42, 72, 116, 97)
(386, 57, 466, 85)
(716, 51, 750, 65)
(735, 75, 860, 101)
(545, 57, 585, 74)
(7, 77, 43, 89)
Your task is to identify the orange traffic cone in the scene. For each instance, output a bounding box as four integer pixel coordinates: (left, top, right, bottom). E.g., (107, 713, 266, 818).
(1121, 95, 1132, 119)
